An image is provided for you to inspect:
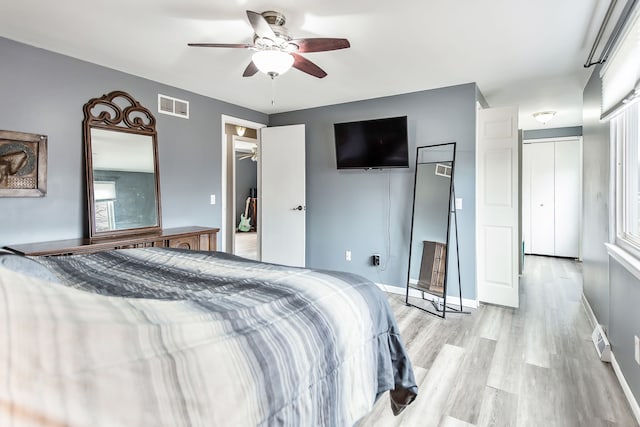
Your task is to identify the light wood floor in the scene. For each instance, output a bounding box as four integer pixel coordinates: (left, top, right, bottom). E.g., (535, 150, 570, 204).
(234, 231, 257, 260)
(360, 255, 638, 427)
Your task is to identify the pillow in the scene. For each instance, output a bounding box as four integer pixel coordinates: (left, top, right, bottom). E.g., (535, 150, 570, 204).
(0, 252, 61, 283)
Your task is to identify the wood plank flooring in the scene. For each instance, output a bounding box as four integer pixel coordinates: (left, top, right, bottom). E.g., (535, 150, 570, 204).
(359, 255, 638, 427)
(234, 231, 257, 260)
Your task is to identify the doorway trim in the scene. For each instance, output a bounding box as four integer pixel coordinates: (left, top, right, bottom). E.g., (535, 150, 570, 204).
(220, 115, 267, 253)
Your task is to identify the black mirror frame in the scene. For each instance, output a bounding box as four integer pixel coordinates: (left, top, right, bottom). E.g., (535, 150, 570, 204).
(405, 142, 467, 318)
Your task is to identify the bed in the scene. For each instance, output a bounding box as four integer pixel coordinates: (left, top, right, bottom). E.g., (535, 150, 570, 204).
(0, 247, 417, 426)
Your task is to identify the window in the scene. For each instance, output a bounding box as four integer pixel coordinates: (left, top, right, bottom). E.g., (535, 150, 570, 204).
(612, 101, 640, 252)
(94, 181, 116, 232)
(602, 3, 640, 255)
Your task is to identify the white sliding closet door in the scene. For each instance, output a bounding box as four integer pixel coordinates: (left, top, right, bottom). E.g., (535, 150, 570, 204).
(522, 138, 581, 258)
(529, 142, 555, 255)
(554, 140, 581, 257)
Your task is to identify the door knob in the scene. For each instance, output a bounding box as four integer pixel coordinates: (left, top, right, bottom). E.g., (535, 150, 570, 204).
(292, 205, 305, 211)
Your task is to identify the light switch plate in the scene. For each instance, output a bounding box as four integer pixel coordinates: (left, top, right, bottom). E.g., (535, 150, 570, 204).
(210, 194, 216, 205)
(345, 250, 351, 261)
(635, 335, 639, 365)
(455, 198, 463, 210)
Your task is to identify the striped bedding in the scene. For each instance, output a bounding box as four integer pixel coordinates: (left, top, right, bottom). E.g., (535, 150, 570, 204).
(0, 247, 417, 426)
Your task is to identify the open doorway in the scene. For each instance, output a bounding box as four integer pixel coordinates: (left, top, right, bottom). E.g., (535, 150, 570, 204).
(232, 132, 258, 260)
(221, 116, 266, 260)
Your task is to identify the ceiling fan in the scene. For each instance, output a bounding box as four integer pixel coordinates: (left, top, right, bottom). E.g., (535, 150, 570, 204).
(236, 147, 258, 162)
(188, 10, 350, 79)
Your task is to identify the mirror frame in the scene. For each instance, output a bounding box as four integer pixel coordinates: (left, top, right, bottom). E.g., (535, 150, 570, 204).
(405, 142, 457, 318)
(83, 90, 162, 240)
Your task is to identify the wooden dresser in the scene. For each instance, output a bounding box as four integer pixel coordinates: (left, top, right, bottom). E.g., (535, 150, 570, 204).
(4, 226, 219, 256)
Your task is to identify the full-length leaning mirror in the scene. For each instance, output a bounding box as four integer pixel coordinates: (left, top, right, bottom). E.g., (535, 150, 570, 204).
(406, 142, 459, 318)
(83, 91, 162, 240)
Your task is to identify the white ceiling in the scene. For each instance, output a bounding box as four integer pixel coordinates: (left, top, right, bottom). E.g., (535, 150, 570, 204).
(1, 0, 608, 130)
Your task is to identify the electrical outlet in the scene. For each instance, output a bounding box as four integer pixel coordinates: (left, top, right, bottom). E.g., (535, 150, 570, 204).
(210, 194, 216, 205)
(345, 250, 351, 261)
(372, 254, 380, 266)
(635, 335, 640, 365)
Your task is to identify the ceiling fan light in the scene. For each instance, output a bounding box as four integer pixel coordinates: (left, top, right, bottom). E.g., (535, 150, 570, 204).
(252, 50, 294, 76)
(533, 111, 557, 124)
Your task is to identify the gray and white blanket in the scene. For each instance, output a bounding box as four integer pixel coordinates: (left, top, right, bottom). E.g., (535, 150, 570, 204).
(0, 248, 417, 427)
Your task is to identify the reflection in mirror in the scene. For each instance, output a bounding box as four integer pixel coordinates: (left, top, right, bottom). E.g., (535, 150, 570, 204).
(91, 129, 158, 232)
(84, 91, 161, 239)
(406, 142, 459, 318)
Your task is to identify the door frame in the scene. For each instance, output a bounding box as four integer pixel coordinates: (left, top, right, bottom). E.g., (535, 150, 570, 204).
(220, 115, 267, 254)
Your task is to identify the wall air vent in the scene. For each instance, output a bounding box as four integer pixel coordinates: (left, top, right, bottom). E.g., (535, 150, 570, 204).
(435, 163, 452, 178)
(592, 324, 611, 362)
(158, 94, 189, 119)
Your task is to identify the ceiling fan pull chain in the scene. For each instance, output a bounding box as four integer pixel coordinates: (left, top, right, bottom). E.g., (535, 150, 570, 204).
(271, 76, 276, 107)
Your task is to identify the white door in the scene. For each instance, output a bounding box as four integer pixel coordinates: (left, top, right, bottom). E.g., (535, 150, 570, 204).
(554, 139, 581, 257)
(477, 106, 520, 308)
(522, 138, 581, 258)
(529, 142, 555, 255)
(260, 124, 306, 267)
(522, 144, 532, 253)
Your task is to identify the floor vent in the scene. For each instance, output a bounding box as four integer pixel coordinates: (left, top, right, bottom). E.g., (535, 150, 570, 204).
(592, 324, 611, 362)
(158, 94, 189, 119)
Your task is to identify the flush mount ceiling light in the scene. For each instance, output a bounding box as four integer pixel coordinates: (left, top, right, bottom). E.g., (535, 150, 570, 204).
(533, 111, 557, 124)
(252, 50, 294, 78)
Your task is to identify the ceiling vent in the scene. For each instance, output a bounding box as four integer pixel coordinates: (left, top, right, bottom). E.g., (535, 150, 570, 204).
(158, 94, 189, 119)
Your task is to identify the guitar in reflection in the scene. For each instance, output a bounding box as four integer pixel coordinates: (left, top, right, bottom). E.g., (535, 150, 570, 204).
(238, 197, 252, 232)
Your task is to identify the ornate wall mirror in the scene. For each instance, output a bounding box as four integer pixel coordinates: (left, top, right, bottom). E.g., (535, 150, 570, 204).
(406, 142, 464, 318)
(83, 91, 161, 240)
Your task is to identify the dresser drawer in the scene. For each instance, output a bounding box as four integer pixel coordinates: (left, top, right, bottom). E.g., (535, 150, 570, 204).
(168, 236, 200, 250)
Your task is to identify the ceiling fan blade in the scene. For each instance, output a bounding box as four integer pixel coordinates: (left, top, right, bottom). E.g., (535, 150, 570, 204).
(291, 53, 327, 78)
(246, 10, 277, 41)
(288, 38, 350, 53)
(242, 61, 259, 77)
(188, 43, 252, 49)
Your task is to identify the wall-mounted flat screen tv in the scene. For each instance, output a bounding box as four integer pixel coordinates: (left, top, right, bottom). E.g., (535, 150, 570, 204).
(334, 116, 409, 169)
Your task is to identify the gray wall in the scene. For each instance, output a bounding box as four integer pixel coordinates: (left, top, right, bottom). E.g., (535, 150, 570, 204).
(609, 261, 640, 403)
(269, 83, 478, 297)
(582, 66, 611, 329)
(582, 66, 640, 405)
(1, 36, 479, 298)
(0, 37, 267, 246)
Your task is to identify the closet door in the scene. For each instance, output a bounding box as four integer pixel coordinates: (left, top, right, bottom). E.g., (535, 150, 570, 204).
(554, 140, 581, 257)
(529, 142, 555, 256)
(522, 144, 532, 253)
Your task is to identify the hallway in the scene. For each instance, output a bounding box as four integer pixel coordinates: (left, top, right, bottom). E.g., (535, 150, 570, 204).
(360, 256, 638, 426)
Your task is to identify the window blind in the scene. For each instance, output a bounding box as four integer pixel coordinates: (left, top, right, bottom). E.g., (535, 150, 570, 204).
(601, 3, 640, 118)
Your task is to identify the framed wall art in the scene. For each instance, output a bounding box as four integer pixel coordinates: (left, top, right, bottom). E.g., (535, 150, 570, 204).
(0, 130, 47, 197)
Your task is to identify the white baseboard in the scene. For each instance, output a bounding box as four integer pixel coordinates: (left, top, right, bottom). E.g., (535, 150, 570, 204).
(581, 292, 640, 425)
(581, 292, 598, 329)
(611, 352, 640, 425)
(376, 283, 479, 309)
